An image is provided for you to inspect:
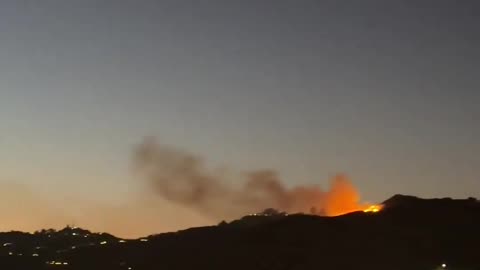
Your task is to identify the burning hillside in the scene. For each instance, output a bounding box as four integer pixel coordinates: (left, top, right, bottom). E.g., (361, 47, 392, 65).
(134, 138, 382, 219)
(363, 204, 383, 213)
(1, 195, 478, 270)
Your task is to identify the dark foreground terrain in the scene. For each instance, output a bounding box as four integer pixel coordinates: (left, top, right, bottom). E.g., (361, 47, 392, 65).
(0, 195, 479, 270)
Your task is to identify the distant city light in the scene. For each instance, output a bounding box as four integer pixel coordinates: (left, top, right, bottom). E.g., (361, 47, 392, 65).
(47, 260, 69, 266)
(100, 241, 108, 245)
(442, 263, 447, 268)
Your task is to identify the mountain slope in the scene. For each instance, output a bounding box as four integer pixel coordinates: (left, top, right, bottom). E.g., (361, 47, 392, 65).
(1, 195, 479, 270)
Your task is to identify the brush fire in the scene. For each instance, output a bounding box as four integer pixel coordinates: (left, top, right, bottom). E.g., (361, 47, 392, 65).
(135, 138, 383, 219)
(363, 204, 383, 213)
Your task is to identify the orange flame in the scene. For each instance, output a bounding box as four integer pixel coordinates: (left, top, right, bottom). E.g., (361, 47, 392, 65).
(363, 204, 383, 213)
(319, 175, 383, 216)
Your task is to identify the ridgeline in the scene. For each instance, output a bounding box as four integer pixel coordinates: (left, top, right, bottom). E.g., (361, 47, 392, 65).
(1, 195, 479, 270)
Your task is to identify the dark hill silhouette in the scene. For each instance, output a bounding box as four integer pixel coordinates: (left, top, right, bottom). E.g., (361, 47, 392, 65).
(0, 195, 479, 270)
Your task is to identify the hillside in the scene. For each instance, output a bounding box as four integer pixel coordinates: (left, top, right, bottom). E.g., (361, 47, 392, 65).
(0, 195, 479, 270)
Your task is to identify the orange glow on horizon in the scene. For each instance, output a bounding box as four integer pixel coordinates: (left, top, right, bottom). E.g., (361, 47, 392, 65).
(323, 204, 383, 216)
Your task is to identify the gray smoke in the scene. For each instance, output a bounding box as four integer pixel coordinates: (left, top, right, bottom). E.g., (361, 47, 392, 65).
(134, 138, 363, 220)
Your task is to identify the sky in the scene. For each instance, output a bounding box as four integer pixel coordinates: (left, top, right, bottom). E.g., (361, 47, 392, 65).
(0, 1, 479, 236)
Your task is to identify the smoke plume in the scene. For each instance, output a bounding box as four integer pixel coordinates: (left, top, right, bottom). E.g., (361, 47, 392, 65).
(134, 138, 366, 219)
(0, 138, 370, 238)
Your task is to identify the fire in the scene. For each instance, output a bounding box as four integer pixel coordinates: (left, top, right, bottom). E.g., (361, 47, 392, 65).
(363, 204, 383, 213)
(320, 175, 383, 216)
(323, 204, 383, 216)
